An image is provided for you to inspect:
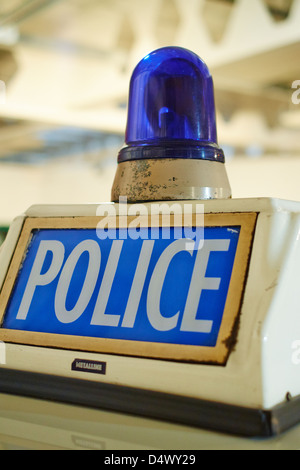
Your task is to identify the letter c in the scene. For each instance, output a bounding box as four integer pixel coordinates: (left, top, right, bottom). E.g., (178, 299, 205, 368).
(147, 239, 193, 331)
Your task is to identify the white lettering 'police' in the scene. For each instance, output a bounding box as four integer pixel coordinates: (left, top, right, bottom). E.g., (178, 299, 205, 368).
(16, 237, 231, 333)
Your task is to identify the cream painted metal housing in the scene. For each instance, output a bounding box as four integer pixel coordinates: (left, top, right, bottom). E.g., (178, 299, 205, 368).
(0, 197, 300, 412)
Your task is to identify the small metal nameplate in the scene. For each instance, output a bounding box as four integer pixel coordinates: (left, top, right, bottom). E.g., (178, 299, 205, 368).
(71, 358, 106, 375)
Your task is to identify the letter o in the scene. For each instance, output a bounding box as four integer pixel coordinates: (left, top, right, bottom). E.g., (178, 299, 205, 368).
(55, 240, 101, 323)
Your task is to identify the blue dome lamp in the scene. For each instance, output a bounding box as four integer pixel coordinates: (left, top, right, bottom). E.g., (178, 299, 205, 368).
(111, 46, 231, 202)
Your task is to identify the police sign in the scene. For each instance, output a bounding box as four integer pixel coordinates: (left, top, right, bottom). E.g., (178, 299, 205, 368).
(0, 211, 256, 365)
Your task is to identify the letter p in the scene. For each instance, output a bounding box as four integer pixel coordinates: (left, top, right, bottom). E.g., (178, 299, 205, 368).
(16, 240, 65, 320)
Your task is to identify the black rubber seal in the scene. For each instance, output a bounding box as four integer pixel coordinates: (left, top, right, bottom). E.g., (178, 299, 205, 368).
(1, 367, 294, 438)
(118, 141, 225, 163)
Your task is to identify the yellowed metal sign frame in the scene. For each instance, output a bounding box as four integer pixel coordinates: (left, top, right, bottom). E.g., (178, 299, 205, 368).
(0, 212, 257, 365)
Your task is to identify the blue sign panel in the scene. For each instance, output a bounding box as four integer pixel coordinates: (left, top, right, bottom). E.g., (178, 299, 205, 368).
(2, 226, 240, 348)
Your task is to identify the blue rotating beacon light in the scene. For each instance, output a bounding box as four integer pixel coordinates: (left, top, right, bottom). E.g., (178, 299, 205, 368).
(111, 46, 231, 202)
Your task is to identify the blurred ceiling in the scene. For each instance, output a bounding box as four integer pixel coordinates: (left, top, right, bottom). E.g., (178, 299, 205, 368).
(0, 0, 299, 164)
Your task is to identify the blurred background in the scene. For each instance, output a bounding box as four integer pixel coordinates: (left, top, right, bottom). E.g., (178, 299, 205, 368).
(0, 0, 299, 232)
